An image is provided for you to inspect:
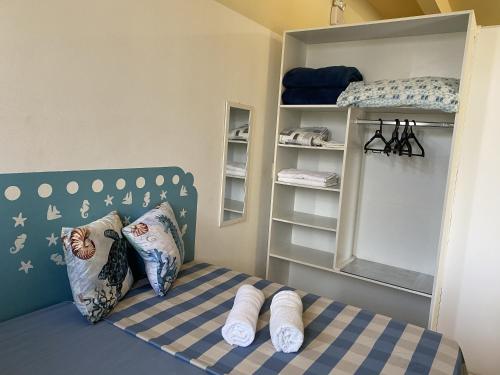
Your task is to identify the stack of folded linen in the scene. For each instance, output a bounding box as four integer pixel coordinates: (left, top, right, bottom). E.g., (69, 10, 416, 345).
(228, 125, 249, 141)
(277, 168, 339, 188)
(281, 66, 363, 105)
(226, 162, 246, 178)
(279, 127, 343, 148)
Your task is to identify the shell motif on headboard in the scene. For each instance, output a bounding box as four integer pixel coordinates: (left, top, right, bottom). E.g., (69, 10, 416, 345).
(0, 167, 197, 322)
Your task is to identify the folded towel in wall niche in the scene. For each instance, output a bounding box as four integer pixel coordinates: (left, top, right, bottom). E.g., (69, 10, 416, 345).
(229, 125, 249, 141)
(226, 162, 246, 177)
(221, 285, 265, 347)
(282, 87, 345, 105)
(270, 290, 304, 353)
(283, 66, 363, 89)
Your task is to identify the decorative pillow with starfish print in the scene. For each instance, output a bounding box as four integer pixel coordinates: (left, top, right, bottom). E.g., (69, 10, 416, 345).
(122, 202, 184, 296)
(61, 211, 134, 323)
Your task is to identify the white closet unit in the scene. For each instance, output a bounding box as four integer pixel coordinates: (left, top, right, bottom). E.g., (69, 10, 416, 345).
(266, 11, 477, 327)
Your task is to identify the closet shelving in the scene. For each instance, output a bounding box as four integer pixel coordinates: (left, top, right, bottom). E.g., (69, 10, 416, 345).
(266, 11, 476, 327)
(220, 103, 252, 224)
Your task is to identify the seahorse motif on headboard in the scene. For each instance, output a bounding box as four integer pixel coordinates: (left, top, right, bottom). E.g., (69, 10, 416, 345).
(0, 166, 197, 322)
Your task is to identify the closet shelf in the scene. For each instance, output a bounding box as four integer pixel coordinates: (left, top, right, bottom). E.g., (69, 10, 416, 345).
(358, 106, 456, 115)
(273, 211, 337, 232)
(226, 174, 246, 180)
(228, 140, 248, 144)
(341, 258, 434, 296)
(269, 242, 335, 271)
(280, 104, 346, 112)
(275, 180, 341, 192)
(278, 144, 345, 151)
(224, 199, 244, 214)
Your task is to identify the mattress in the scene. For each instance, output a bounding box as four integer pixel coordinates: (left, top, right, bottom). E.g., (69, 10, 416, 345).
(0, 301, 204, 375)
(107, 262, 466, 375)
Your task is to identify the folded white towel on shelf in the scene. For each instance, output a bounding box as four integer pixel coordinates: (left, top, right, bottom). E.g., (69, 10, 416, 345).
(277, 169, 339, 186)
(221, 285, 265, 347)
(270, 290, 304, 353)
(229, 125, 249, 141)
(226, 162, 247, 177)
(277, 176, 337, 187)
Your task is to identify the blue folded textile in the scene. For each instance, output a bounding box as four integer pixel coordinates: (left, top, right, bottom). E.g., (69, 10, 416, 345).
(282, 87, 345, 105)
(283, 66, 363, 89)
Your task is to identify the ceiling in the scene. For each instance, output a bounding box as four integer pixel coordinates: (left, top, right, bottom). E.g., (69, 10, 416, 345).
(214, 0, 500, 35)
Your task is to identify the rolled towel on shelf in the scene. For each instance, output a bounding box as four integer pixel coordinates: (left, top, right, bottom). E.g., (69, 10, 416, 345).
(221, 285, 265, 347)
(270, 290, 304, 353)
(282, 66, 363, 89)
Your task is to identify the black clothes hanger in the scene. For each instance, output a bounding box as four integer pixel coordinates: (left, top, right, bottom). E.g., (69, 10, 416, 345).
(399, 119, 412, 157)
(384, 119, 401, 155)
(364, 119, 389, 155)
(406, 120, 425, 157)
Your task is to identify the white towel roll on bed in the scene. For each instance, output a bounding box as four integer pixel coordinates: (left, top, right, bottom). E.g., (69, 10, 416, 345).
(221, 285, 265, 347)
(270, 290, 304, 353)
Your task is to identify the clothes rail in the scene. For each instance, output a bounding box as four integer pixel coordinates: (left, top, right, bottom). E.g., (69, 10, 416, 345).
(355, 119, 454, 128)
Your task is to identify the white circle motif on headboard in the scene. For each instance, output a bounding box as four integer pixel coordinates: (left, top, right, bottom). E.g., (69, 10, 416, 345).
(172, 175, 180, 185)
(66, 181, 79, 195)
(136, 177, 146, 189)
(116, 178, 126, 190)
(38, 183, 53, 198)
(92, 179, 104, 193)
(155, 175, 165, 186)
(4, 186, 21, 201)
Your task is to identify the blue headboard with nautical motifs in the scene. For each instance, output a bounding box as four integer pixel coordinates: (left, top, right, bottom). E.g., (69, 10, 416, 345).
(0, 167, 197, 322)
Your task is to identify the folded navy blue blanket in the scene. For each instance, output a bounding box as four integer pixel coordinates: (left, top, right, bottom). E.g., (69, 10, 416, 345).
(283, 66, 362, 89)
(282, 87, 345, 105)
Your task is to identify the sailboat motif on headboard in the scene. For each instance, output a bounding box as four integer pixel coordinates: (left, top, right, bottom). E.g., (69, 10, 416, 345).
(0, 166, 197, 322)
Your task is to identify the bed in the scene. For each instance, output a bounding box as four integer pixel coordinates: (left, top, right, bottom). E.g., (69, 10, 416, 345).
(0, 167, 466, 374)
(1, 261, 466, 375)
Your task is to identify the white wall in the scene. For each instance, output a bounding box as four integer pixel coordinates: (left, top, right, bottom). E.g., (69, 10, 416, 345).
(0, 0, 281, 276)
(438, 26, 500, 375)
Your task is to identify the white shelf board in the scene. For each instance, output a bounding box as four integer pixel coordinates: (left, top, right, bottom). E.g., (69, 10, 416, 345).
(226, 174, 246, 180)
(228, 139, 248, 144)
(286, 12, 470, 44)
(358, 106, 457, 115)
(269, 242, 335, 271)
(280, 104, 346, 112)
(275, 180, 340, 192)
(224, 199, 244, 214)
(341, 258, 434, 296)
(278, 144, 345, 151)
(273, 210, 337, 232)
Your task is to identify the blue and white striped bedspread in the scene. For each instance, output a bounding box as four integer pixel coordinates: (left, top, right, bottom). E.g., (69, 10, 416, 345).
(106, 262, 465, 375)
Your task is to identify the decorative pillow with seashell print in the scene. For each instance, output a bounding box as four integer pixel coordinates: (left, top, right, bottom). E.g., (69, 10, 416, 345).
(122, 202, 184, 297)
(61, 211, 134, 323)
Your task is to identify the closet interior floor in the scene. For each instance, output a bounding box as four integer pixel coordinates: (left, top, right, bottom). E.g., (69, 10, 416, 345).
(341, 258, 434, 296)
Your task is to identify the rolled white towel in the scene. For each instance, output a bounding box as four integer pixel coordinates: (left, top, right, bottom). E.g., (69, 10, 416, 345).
(270, 290, 304, 353)
(222, 285, 265, 347)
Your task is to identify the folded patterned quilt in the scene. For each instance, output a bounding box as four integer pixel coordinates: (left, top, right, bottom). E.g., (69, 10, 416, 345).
(106, 262, 466, 375)
(337, 77, 460, 113)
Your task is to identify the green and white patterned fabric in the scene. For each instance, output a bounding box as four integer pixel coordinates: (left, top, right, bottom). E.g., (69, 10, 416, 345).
(337, 76, 460, 112)
(62, 211, 134, 323)
(122, 202, 184, 296)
